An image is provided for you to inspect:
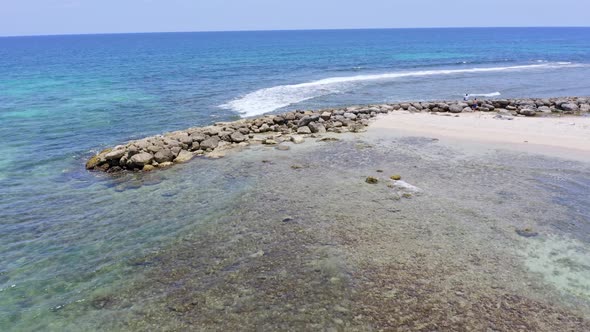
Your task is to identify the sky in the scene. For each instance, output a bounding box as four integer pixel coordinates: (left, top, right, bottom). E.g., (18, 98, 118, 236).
(1, 0, 588, 36)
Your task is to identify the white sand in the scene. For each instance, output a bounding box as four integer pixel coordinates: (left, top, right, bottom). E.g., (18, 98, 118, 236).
(369, 111, 590, 162)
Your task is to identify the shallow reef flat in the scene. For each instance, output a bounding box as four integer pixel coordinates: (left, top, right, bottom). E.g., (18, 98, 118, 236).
(55, 127, 590, 331)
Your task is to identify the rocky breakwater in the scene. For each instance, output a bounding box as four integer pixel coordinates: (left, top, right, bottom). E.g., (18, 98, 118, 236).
(86, 96, 589, 173)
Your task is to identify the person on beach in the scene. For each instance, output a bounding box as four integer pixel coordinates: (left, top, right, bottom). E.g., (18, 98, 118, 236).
(472, 98, 478, 110)
(464, 93, 469, 101)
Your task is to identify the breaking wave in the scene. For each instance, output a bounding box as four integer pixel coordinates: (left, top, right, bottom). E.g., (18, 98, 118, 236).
(221, 62, 580, 116)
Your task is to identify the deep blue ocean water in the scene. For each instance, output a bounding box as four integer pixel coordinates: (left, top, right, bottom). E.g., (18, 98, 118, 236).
(1, 28, 590, 329)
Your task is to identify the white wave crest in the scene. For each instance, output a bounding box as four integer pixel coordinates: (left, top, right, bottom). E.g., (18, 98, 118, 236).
(468, 92, 502, 97)
(221, 62, 579, 116)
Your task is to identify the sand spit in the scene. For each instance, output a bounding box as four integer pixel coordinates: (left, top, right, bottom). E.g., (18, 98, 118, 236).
(86, 97, 589, 172)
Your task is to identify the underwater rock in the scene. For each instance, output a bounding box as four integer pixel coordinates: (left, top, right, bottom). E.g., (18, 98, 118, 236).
(390, 175, 402, 181)
(366, 176, 379, 184)
(516, 228, 539, 238)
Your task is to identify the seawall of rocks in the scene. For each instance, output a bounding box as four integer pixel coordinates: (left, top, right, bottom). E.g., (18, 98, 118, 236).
(86, 96, 589, 172)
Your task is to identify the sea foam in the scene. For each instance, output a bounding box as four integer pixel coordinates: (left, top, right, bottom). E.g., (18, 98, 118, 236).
(468, 92, 502, 97)
(221, 62, 580, 116)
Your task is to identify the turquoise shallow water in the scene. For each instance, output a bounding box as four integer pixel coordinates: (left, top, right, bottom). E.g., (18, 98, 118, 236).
(1, 28, 590, 329)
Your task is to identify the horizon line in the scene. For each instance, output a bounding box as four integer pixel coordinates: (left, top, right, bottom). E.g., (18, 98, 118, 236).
(1, 25, 590, 38)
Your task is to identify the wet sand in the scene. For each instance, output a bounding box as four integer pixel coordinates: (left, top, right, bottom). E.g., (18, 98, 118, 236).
(371, 111, 590, 162)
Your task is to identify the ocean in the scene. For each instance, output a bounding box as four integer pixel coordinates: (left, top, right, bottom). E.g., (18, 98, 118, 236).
(1, 28, 590, 330)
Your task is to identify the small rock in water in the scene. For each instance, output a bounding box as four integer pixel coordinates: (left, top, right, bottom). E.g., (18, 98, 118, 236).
(376, 169, 384, 173)
(291, 164, 303, 169)
(276, 144, 290, 151)
(250, 250, 265, 258)
(290, 135, 305, 144)
(366, 176, 379, 184)
(282, 217, 294, 223)
(390, 175, 402, 181)
(319, 137, 340, 142)
(516, 228, 539, 238)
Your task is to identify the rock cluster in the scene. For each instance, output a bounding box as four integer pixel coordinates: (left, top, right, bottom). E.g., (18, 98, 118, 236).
(86, 97, 589, 172)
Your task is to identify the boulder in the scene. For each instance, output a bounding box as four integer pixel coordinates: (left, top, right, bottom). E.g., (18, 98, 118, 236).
(86, 155, 101, 170)
(309, 122, 326, 133)
(448, 104, 463, 113)
(297, 126, 312, 134)
(297, 116, 313, 127)
(200, 136, 221, 150)
(290, 135, 305, 144)
(580, 104, 590, 112)
(560, 103, 579, 113)
(154, 149, 175, 163)
(537, 106, 551, 113)
(191, 133, 209, 142)
(518, 109, 536, 116)
(320, 111, 332, 120)
(128, 152, 154, 167)
(174, 150, 194, 163)
(343, 112, 357, 120)
(170, 132, 193, 146)
(202, 126, 221, 136)
(230, 132, 247, 143)
(105, 148, 125, 160)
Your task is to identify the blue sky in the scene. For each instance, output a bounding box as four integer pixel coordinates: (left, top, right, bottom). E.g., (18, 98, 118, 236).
(1, 0, 588, 36)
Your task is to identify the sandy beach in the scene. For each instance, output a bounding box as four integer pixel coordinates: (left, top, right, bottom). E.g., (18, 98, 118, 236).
(370, 111, 590, 162)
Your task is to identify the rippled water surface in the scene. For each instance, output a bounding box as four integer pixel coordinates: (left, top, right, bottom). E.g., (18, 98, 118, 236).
(2, 28, 590, 330)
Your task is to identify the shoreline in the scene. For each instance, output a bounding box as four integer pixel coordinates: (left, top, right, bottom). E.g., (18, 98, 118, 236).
(86, 96, 590, 172)
(369, 111, 590, 162)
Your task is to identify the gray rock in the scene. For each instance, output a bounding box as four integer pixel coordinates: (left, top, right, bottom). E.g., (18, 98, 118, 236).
(518, 109, 536, 116)
(133, 140, 150, 151)
(154, 149, 175, 163)
(580, 104, 590, 112)
(290, 135, 305, 144)
(297, 126, 312, 134)
(343, 112, 357, 120)
(174, 150, 194, 163)
(284, 112, 296, 121)
(448, 104, 463, 113)
(320, 111, 332, 120)
(561, 103, 579, 112)
(297, 116, 313, 127)
(537, 106, 552, 113)
(105, 148, 125, 160)
(230, 132, 246, 143)
(200, 136, 221, 150)
(170, 132, 193, 146)
(128, 152, 154, 167)
(482, 103, 495, 111)
(171, 146, 182, 156)
(202, 126, 221, 136)
(309, 122, 326, 133)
